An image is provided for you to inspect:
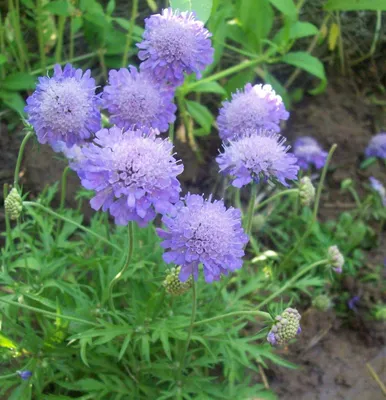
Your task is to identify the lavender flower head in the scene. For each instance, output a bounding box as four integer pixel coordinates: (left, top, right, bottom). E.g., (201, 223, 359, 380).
(369, 177, 386, 206)
(137, 8, 214, 86)
(267, 308, 301, 346)
(157, 194, 248, 283)
(102, 66, 176, 133)
(365, 133, 386, 159)
(75, 126, 183, 226)
(17, 370, 32, 380)
(293, 136, 328, 170)
(216, 130, 299, 188)
(217, 83, 289, 141)
(25, 64, 101, 148)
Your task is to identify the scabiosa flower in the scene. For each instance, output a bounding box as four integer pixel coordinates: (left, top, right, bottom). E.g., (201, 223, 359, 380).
(25, 64, 101, 148)
(157, 194, 248, 283)
(267, 308, 301, 346)
(217, 83, 289, 140)
(52, 141, 85, 172)
(216, 130, 299, 188)
(365, 133, 386, 159)
(293, 136, 328, 169)
(327, 245, 344, 274)
(102, 66, 176, 133)
(137, 8, 214, 86)
(369, 177, 386, 206)
(75, 126, 183, 227)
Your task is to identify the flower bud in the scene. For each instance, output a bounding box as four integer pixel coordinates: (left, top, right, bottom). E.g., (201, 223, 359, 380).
(327, 245, 344, 273)
(267, 307, 301, 346)
(163, 266, 193, 296)
(374, 306, 386, 321)
(4, 188, 23, 220)
(299, 177, 315, 207)
(312, 294, 332, 311)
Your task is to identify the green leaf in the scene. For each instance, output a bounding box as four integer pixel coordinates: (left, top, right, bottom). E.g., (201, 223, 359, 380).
(185, 100, 214, 134)
(2, 73, 36, 91)
(0, 333, 18, 350)
(325, 0, 386, 10)
(290, 21, 318, 39)
(0, 91, 26, 114)
(170, 0, 213, 23)
(269, 0, 297, 18)
(281, 51, 327, 94)
(189, 81, 226, 95)
(0, 54, 7, 65)
(106, 0, 115, 15)
(160, 330, 172, 360)
(146, 0, 158, 11)
(43, 0, 75, 16)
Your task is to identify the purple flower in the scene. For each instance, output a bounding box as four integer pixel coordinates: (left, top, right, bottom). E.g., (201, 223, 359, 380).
(102, 66, 176, 133)
(17, 370, 32, 380)
(216, 130, 299, 188)
(365, 133, 386, 159)
(267, 332, 277, 345)
(157, 194, 248, 283)
(217, 83, 289, 141)
(52, 141, 85, 171)
(327, 245, 344, 274)
(348, 295, 360, 312)
(293, 136, 328, 170)
(75, 126, 183, 227)
(369, 177, 386, 206)
(137, 8, 214, 86)
(25, 64, 101, 148)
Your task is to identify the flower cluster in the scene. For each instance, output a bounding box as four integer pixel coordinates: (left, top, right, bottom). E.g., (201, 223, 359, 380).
(74, 127, 183, 227)
(365, 133, 386, 159)
(216, 130, 299, 188)
(157, 194, 248, 283)
(25, 64, 101, 148)
(267, 308, 301, 346)
(137, 8, 214, 86)
(327, 245, 344, 274)
(299, 176, 316, 207)
(163, 266, 193, 295)
(217, 84, 289, 141)
(4, 188, 23, 220)
(293, 136, 328, 170)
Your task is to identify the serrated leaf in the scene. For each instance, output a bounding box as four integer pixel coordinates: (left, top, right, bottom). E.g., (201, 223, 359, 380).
(118, 334, 132, 361)
(141, 335, 150, 362)
(324, 0, 386, 10)
(170, 0, 213, 23)
(185, 100, 214, 134)
(80, 338, 90, 367)
(160, 330, 172, 360)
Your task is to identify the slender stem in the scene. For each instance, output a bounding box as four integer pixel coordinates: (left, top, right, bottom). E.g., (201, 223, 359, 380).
(184, 58, 265, 93)
(0, 372, 18, 381)
(98, 48, 107, 80)
(256, 260, 328, 310)
(122, 0, 138, 67)
(255, 189, 299, 212)
(23, 201, 122, 252)
(55, 16, 66, 63)
(280, 144, 337, 270)
(245, 185, 257, 236)
(107, 222, 134, 310)
(0, 13, 7, 79)
(60, 166, 70, 210)
(3, 184, 13, 257)
(0, 297, 98, 326)
(177, 281, 197, 381)
(36, 0, 46, 70)
(14, 131, 33, 188)
(192, 309, 273, 328)
(69, 16, 75, 60)
(168, 123, 175, 143)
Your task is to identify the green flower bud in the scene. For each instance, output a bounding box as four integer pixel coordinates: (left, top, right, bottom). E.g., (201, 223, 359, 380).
(341, 178, 353, 190)
(163, 266, 193, 296)
(327, 245, 344, 274)
(299, 177, 315, 207)
(4, 188, 23, 220)
(312, 294, 332, 311)
(374, 306, 386, 321)
(267, 307, 301, 346)
(252, 214, 266, 231)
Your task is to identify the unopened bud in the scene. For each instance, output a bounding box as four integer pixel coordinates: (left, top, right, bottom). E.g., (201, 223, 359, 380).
(4, 188, 23, 220)
(312, 294, 332, 311)
(327, 245, 344, 273)
(163, 266, 193, 296)
(267, 308, 301, 346)
(299, 177, 315, 206)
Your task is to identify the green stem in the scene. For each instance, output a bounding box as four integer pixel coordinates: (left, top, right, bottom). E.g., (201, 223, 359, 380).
(245, 185, 257, 236)
(14, 131, 33, 188)
(192, 309, 273, 328)
(0, 14, 7, 79)
(184, 58, 265, 93)
(36, 0, 46, 70)
(23, 201, 122, 252)
(280, 144, 337, 270)
(98, 48, 107, 80)
(55, 15, 66, 63)
(177, 281, 197, 382)
(69, 16, 75, 60)
(3, 184, 13, 257)
(122, 0, 138, 67)
(0, 297, 98, 326)
(0, 372, 18, 381)
(256, 260, 328, 310)
(60, 166, 70, 211)
(107, 222, 134, 310)
(168, 123, 175, 143)
(255, 188, 299, 212)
